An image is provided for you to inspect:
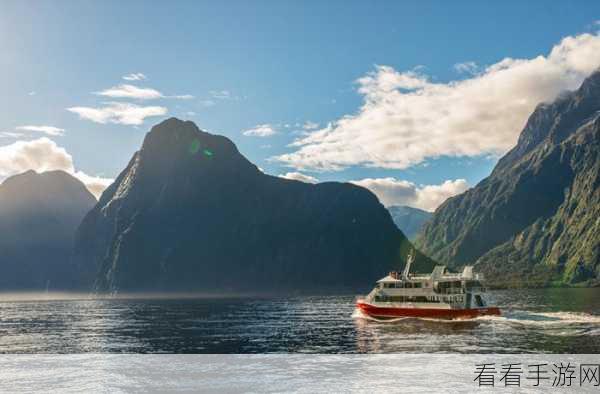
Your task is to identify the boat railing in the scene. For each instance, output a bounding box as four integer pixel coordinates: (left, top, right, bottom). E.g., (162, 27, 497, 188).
(381, 288, 432, 296)
(438, 288, 465, 294)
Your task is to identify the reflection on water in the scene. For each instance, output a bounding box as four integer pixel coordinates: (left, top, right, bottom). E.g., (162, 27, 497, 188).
(0, 288, 600, 353)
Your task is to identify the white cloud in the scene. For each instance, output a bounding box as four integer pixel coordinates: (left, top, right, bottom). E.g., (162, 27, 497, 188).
(95, 84, 193, 100)
(303, 121, 320, 130)
(350, 177, 469, 212)
(243, 124, 277, 137)
(200, 99, 215, 107)
(275, 33, 600, 171)
(0, 131, 25, 139)
(122, 73, 147, 81)
(71, 171, 113, 199)
(28, 91, 36, 96)
(67, 102, 167, 125)
(279, 172, 319, 183)
(16, 125, 65, 136)
(95, 84, 163, 100)
(454, 61, 479, 74)
(0, 138, 112, 199)
(0, 138, 72, 177)
(210, 90, 232, 99)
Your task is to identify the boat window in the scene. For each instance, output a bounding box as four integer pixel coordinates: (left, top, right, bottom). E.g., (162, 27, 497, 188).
(414, 282, 422, 288)
(405, 282, 413, 288)
(475, 295, 485, 307)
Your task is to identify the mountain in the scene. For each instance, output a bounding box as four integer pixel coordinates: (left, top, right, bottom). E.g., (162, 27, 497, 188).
(74, 118, 435, 293)
(416, 70, 600, 287)
(0, 170, 96, 290)
(387, 206, 432, 240)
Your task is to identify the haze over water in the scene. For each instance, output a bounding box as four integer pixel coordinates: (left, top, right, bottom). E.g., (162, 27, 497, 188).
(1, 288, 600, 353)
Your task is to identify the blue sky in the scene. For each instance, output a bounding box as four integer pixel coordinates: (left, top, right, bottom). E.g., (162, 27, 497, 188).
(1, 1, 599, 209)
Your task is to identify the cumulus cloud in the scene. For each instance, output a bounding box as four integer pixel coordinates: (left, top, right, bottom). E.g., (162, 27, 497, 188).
(0, 138, 72, 176)
(95, 84, 193, 100)
(122, 73, 147, 81)
(0, 138, 113, 199)
(243, 124, 277, 137)
(350, 177, 469, 211)
(16, 125, 65, 136)
(275, 33, 600, 171)
(67, 102, 167, 125)
(279, 172, 319, 183)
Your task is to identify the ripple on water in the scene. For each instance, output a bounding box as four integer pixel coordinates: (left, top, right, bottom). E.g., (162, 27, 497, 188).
(0, 289, 599, 353)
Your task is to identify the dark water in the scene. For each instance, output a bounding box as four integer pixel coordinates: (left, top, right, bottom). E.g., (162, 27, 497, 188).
(1, 288, 600, 353)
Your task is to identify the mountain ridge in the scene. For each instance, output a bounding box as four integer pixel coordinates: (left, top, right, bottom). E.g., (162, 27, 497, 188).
(75, 118, 436, 293)
(0, 170, 96, 290)
(416, 69, 600, 286)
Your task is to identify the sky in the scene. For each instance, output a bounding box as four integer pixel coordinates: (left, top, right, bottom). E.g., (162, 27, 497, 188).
(1, 1, 600, 210)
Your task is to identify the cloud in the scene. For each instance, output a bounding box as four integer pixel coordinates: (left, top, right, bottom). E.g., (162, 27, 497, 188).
(350, 177, 469, 211)
(170, 94, 194, 100)
(71, 171, 113, 199)
(454, 61, 479, 74)
(16, 125, 65, 136)
(303, 121, 320, 130)
(200, 99, 216, 107)
(95, 84, 163, 100)
(28, 91, 36, 96)
(122, 73, 147, 81)
(67, 102, 167, 125)
(0, 132, 25, 139)
(95, 84, 193, 100)
(279, 172, 319, 183)
(210, 90, 232, 99)
(0, 137, 112, 199)
(243, 124, 277, 137)
(275, 33, 600, 171)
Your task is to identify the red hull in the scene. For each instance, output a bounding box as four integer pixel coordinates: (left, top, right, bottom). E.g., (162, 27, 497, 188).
(356, 301, 501, 320)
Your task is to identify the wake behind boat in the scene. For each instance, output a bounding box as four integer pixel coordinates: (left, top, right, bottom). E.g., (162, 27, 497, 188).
(356, 252, 501, 320)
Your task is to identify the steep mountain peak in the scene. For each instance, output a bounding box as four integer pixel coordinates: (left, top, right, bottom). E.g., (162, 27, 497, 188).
(75, 119, 435, 293)
(417, 68, 600, 286)
(494, 69, 600, 174)
(141, 117, 239, 159)
(579, 67, 600, 96)
(131, 117, 257, 184)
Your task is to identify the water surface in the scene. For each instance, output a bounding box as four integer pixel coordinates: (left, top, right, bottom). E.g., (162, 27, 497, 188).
(1, 288, 600, 353)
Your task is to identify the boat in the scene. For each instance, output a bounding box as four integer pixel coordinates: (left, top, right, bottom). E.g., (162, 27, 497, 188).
(356, 251, 501, 320)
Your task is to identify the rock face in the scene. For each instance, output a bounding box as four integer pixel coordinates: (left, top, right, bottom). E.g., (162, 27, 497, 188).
(388, 206, 432, 240)
(416, 70, 600, 286)
(75, 118, 434, 293)
(0, 170, 96, 290)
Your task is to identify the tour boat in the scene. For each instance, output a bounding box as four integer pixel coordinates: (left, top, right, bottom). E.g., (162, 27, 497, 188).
(356, 252, 501, 320)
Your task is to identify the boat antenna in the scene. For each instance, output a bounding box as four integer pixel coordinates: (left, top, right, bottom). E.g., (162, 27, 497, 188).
(402, 249, 415, 279)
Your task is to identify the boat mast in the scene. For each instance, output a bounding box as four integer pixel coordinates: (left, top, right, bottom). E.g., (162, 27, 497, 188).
(402, 249, 415, 279)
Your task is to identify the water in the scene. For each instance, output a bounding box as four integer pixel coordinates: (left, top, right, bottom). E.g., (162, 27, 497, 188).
(1, 288, 600, 353)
